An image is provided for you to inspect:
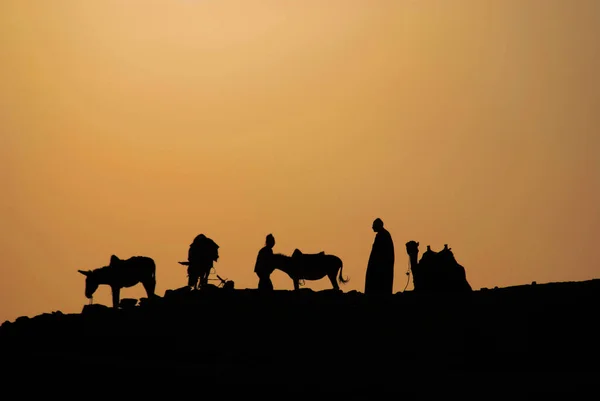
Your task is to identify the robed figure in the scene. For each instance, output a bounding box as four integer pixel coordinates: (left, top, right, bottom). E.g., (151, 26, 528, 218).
(365, 218, 395, 295)
(254, 234, 275, 291)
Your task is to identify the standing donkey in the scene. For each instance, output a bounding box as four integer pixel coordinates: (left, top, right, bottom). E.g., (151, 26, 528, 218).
(78, 254, 156, 308)
(270, 249, 349, 291)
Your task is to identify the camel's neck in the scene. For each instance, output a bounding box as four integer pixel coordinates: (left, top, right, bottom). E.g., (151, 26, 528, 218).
(408, 252, 419, 270)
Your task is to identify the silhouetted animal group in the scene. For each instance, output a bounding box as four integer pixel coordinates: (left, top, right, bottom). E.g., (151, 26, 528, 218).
(77, 224, 472, 308)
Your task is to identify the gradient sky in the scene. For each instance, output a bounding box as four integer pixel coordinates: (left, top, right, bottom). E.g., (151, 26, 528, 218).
(1, 0, 599, 323)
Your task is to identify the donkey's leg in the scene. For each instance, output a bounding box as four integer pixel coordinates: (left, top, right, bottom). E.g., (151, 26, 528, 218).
(200, 266, 209, 288)
(112, 286, 121, 308)
(328, 272, 340, 291)
(142, 278, 156, 298)
(187, 273, 197, 289)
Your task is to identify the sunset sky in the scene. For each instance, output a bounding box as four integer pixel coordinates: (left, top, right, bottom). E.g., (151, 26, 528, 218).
(1, 1, 599, 323)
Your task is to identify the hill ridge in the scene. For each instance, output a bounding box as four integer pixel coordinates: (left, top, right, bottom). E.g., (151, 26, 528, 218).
(1, 278, 598, 388)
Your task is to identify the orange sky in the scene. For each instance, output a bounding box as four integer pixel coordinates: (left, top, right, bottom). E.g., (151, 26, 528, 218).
(1, 1, 599, 323)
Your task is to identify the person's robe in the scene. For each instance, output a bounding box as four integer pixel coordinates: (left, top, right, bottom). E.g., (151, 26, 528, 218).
(365, 228, 395, 295)
(254, 246, 274, 290)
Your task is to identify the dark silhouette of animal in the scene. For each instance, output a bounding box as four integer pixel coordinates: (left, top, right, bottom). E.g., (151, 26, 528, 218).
(405, 241, 472, 293)
(270, 249, 349, 291)
(77, 254, 156, 308)
(185, 234, 220, 289)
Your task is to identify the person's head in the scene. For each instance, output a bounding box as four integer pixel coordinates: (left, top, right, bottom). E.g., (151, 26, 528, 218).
(266, 233, 275, 248)
(372, 218, 384, 232)
(192, 233, 206, 245)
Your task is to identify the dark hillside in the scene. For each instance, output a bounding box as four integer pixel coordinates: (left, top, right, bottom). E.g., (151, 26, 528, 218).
(1, 280, 599, 393)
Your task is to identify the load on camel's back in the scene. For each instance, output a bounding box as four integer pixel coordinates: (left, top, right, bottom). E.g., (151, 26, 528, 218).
(405, 241, 472, 293)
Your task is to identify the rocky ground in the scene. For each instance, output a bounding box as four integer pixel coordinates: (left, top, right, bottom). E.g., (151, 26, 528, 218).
(1, 280, 598, 394)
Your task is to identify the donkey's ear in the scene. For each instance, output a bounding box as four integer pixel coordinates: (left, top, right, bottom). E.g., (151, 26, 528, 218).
(110, 255, 120, 265)
(78, 270, 90, 276)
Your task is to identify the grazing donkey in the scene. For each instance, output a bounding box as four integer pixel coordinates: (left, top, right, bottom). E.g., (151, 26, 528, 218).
(78, 254, 156, 308)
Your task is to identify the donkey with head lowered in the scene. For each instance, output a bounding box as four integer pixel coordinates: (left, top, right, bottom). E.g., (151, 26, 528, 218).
(78, 254, 156, 308)
(270, 249, 349, 291)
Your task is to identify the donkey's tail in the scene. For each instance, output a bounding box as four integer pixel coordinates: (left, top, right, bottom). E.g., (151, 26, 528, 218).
(337, 258, 350, 285)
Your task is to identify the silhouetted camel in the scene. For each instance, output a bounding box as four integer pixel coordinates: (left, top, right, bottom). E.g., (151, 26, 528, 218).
(78, 254, 156, 308)
(270, 249, 349, 291)
(405, 241, 472, 293)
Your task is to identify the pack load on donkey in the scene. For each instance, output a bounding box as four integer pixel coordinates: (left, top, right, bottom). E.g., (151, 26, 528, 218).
(179, 234, 221, 289)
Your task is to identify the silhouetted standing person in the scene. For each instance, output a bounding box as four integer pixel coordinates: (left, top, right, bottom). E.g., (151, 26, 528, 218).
(188, 233, 220, 289)
(365, 218, 395, 295)
(255, 234, 275, 291)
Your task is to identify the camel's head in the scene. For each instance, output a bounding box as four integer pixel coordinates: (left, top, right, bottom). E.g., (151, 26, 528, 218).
(405, 241, 419, 257)
(266, 234, 275, 248)
(78, 269, 98, 299)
